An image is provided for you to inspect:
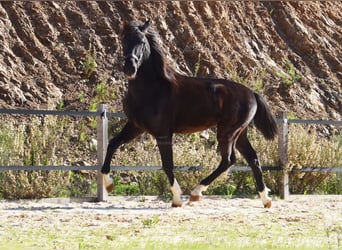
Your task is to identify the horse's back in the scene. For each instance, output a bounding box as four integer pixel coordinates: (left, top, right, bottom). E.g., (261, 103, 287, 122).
(172, 75, 257, 133)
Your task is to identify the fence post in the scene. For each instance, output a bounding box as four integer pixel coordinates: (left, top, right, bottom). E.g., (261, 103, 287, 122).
(278, 111, 290, 199)
(97, 103, 109, 201)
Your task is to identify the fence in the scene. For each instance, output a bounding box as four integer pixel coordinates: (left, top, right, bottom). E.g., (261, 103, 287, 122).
(0, 104, 341, 201)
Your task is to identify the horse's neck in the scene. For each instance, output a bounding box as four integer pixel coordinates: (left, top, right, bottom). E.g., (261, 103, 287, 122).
(127, 61, 170, 104)
(136, 56, 164, 82)
(128, 65, 162, 95)
(129, 44, 174, 93)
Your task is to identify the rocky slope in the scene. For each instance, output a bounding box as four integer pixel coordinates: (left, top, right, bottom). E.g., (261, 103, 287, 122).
(0, 1, 341, 121)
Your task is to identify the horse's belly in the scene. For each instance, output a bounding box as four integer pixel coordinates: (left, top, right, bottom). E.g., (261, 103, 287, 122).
(173, 117, 217, 134)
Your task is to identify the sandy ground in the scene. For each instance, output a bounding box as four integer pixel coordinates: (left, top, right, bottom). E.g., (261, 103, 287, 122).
(0, 195, 341, 249)
(1, 195, 341, 224)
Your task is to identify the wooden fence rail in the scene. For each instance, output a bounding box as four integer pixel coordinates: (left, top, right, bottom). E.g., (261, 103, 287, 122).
(0, 104, 341, 201)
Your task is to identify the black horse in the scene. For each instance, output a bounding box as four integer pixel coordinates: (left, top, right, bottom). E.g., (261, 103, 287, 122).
(101, 20, 277, 208)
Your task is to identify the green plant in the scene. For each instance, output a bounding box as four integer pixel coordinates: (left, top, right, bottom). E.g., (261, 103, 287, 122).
(322, 173, 342, 194)
(193, 54, 201, 77)
(83, 45, 97, 78)
(217, 171, 258, 197)
(78, 92, 85, 103)
(225, 62, 266, 94)
(279, 60, 301, 88)
(142, 215, 160, 228)
(111, 175, 140, 196)
(253, 68, 265, 93)
(88, 75, 116, 128)
(94, 75, 112, 100)
(96, 80, 106, 99)
(56, 101, 64, 110)
(207, 182, 235, 198)
(287, 112, 298, 120)
(88, 102, 98, 112)
(116, 183, 140, 196)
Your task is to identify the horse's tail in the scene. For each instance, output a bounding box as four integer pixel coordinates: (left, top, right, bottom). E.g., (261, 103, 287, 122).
(253, 93, 278, 140)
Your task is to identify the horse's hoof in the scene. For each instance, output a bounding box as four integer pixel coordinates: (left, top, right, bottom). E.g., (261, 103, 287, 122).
(171, 202, 182, 208)
(264, 200, 272, 208)
(103, 174, 113, 193)
(105, 183, 114, 193)
(189, 195, 201, 202)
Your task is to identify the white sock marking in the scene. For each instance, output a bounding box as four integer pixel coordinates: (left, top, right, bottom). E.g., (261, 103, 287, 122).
(259, 187, 271, 205)
(191, 184, 208, 197)
(103, 174, 113, 188)
(170, 179, 182, 206)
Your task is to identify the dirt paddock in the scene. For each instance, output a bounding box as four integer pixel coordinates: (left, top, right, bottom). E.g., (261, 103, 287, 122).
(1, 195, 341, 224)
(1, 195, 341, 249)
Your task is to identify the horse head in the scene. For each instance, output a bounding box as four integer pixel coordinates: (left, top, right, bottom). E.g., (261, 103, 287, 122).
(122, 20, 151, 79)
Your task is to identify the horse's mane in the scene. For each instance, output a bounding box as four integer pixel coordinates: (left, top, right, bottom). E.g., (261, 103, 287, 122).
(144, 25, 177, 83)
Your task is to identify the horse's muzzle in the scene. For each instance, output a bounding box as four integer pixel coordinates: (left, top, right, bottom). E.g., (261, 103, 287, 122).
(123, 55, 138, 78)
(123, 63, 137, 78)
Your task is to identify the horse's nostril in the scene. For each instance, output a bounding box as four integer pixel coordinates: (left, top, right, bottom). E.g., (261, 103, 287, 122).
(125, 56, 138, 67)
(123, 54, 140, 78)
(123, 62, 137, 77)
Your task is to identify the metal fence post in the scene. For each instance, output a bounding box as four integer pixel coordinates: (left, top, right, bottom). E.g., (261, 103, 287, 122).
(97, 104, 109, 201)
(278, 111, 290, 199)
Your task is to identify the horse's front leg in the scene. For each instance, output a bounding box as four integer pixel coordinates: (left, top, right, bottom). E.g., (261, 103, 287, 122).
(101, 122, 143, 192)
(156, 135, 182, 207)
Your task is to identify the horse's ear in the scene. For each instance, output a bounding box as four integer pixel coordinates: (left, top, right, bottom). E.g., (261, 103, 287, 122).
(140, 20, 150, 33)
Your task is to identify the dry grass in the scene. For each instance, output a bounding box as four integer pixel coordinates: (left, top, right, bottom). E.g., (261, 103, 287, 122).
(0, 116, 341, 199)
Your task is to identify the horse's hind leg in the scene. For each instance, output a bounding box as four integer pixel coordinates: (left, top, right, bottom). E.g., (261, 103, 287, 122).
(190, 131, 236, 202)
(236, 130, 272, 208)
(101, 122, 143, 192)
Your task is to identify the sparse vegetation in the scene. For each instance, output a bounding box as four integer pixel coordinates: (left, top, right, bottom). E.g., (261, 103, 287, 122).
(141, 215, 160, 228)
(226, 62, 266, 94)
(83, 45, 97, 78)
(278, 60, 302, 88)
(288, 125, 342, 194)
(0, 115, 340, 199)
(193, 54, 201, 77)
(0, 117, 97, 199)
(89, 75, 117, 112)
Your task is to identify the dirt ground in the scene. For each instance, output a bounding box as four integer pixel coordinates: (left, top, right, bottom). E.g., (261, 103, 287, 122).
(1, 195, 341, 249)
(1, 195, 341, 226)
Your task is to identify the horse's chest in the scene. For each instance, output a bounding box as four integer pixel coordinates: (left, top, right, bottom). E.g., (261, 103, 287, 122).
(123, 94, 170, 132)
